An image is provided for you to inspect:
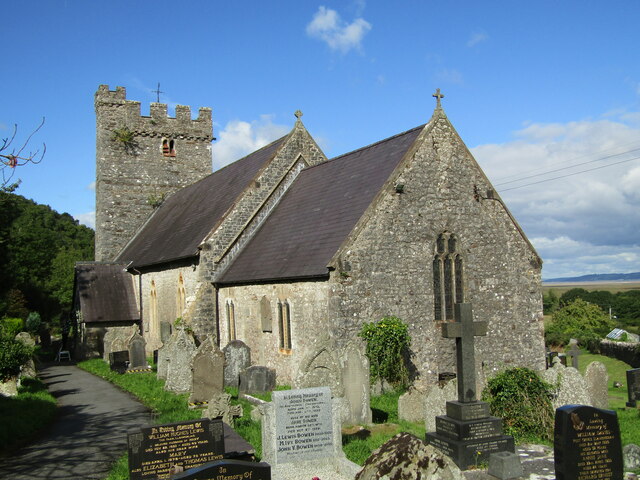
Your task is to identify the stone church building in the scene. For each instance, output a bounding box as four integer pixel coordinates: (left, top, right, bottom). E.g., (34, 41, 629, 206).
(73, 85, 545, 387)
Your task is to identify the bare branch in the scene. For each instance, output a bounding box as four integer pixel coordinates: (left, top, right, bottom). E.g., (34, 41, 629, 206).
(1, 118, 46, 191)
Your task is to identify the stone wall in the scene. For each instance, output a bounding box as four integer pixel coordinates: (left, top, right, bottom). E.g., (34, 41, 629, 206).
(600, 339, 640, 368)
(218, 280, 330, 385)
(95, 85, 213, 261)
(326, 113, 545, 387)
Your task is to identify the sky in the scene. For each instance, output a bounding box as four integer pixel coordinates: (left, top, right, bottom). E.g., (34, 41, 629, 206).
(2, 0, 640, 280)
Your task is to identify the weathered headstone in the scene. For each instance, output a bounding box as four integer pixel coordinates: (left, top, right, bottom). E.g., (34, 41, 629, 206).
(423, 379, 458, 432)
(160, 321, 172, 344)
(157, 332, 178, 380)
(554, 405, 623, 480)
(626, 368, 640, 408)
(222, 340, 251, 388)
(128, 332, 148, 370)
(15, 332, 35, 347)
(623, 444, 640, 470)
(398, 388, 426, 423)
(171, 459, 271, 480)
(585, 361, 609, 409)
(202, 392, 243, 427)
(296, 334, 344, 397)
(355, 432, 463, 480)
(340, 340, 372, 425)
(109, 350, 130, 374)
(127, 418, 225, 480)
(189, 336, 224, 405)
(165, 329, 197, 394)
(238, 366, 275, 396)
(425, 303, 515, 470)
(103, 325, 136, 361)
(542, 360, 591, 410)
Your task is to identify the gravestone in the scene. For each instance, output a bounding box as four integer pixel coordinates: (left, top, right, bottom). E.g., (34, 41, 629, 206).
(425, 303, 515, 470)
(103, 325, 136, 362)
(398, 387, 426, 423)
(128, 332, 148, 370)
(165, 329, 197, 394)
(222, 340, 251, 388)
(238, 366, 275, 396)
(160, 321, 172, 344)
(585, 361, 609, 409)
(171, 459, 271, 480)
(109, 350, 130, 374)
(189, 336, 224, 405)
(340, 340, 372, 425)
(554, 405, 623, 480)
(542, 359, 591, 410)
(127, 418, 225, 480)
(262, 386, 360, 479)
(626, 368, 640, 407)
(567, 340, 582, 369)
(157, 332, 178, 380)
(202, 392, 243, 427)
(296, 334, 344, 397)
(424, 379, 458, 432)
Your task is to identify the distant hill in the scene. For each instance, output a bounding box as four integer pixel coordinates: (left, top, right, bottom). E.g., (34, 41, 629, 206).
(543, 272, 640, 283)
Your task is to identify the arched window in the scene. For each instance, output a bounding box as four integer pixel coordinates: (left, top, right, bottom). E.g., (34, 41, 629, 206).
(162, 138, 176, 157)
(149, 280, 158, 338)
(278, 300, 292, 352)
(433, 233, 464, 321)
(176, 273, 186, 317)
(226, 300, 236, 341)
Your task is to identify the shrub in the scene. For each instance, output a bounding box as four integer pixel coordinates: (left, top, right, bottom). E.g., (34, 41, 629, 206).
(359, 316, 411, 387)
(25, 312, 42, 335)
(481, 367, 554, 443)
(0, 328, 33, 381)
(1, 317, 24, 337)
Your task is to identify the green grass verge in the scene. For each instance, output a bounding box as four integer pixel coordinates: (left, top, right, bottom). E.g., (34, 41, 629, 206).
(78, 359, 262, 480)
(0, 377, 57, 455)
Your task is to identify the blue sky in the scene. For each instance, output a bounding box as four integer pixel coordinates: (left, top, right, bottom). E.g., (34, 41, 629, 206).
(3, 0, 640, 279)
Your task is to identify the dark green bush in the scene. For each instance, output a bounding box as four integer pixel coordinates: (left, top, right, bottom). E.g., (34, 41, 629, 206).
(0, 328, 33, 381)
(481, 367, 554, 443)
(545, 298, 614, 350)
(359, 316, 411, 387)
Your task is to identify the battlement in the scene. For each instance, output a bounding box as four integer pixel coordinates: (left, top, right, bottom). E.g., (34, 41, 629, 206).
(95, 85, 213, 140)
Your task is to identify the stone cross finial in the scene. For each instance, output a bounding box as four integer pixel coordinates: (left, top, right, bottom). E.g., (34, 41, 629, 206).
(152, 82, 164, 103)
(441, 303, 487, 403)
(433, 88, 444, 109)
(294, 110, 303, 121)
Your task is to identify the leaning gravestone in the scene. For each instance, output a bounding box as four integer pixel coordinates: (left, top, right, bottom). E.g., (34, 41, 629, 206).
(238, 366, 275, 395)
(165, 329, 197, 394)
(262, 386, 360, 479)
(542, 359, 591, 410)
(425, 303, 515, 470)
(189, 336, 224, 405)
(340, 340, 372, 425)
(585, 361, 609, 409)
(128, 332, 148, 370)
(626, 367, 640, 407)
(222, 340, 251, 388)
(127, 418, 225, 480)
(554, 405, 623, 480)
(171, 459, 271, 480)
(296, 334, 344, 397)
(157, 331, 178, 380)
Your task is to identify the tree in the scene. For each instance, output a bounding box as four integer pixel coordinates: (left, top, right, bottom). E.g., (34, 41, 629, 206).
(1, 119, 45, 192)
(545, 298, 614, 350)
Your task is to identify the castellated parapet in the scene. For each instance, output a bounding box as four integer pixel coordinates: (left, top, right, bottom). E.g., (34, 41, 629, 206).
(95, 85, 213, 261)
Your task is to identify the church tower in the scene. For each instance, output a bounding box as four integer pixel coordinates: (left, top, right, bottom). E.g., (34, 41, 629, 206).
(94, 85, 213, 261)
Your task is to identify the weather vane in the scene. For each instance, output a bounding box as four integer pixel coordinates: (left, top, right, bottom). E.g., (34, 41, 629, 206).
(152, 82, 164, 103)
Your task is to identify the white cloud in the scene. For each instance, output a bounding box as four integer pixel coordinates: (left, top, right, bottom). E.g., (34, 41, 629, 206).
(472, 113, 640, 278)
(435, 68, 464, 86)
(87, 181, 95, 191)
(212, 115, 290, 170)
(467, 31, 488, 47)
(306, 6, 372, 53)
(75, 211, 95, 229)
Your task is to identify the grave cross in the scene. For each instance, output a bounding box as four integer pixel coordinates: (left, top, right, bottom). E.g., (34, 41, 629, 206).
(294, 109, 303, 121)
(433, 88, 445, 109)
(441, 303, 487, 403)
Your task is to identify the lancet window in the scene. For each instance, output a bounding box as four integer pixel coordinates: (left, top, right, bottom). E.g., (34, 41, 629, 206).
(433, 233, 464, 321)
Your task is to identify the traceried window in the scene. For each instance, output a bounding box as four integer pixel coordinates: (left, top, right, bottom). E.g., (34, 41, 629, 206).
(162, 138, 176, 157)
(433, 233, 464, 321)
(176, 273, 186, 317)
(149, 280, 158, 337)
(277, 300, 292, 352)
(226, 300, 236, 341)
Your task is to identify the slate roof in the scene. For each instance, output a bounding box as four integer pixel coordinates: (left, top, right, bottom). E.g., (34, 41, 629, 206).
(116, 136, 288, 268)
(218, 124, 425, 285)
(75, 263, 139, 323)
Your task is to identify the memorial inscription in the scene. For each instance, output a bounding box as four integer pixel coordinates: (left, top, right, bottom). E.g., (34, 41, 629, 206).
(273, 386, 333, 464)
(554, 405, 622, 480)
(171, 459, 271, 480)
(128, 418, 225, 480)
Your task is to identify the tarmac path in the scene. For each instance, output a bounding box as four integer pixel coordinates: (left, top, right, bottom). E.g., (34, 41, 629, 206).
(0, 363, 152, 480)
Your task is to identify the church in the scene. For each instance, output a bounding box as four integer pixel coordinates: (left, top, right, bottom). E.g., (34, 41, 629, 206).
(73, 85, 546, 387)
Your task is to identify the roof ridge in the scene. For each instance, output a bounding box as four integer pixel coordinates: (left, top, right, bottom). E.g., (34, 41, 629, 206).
(306, 123, 427, 171)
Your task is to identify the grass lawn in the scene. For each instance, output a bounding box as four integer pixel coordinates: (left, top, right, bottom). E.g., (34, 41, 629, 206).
(0, 377, 57, 455)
